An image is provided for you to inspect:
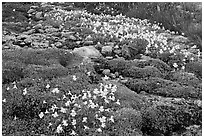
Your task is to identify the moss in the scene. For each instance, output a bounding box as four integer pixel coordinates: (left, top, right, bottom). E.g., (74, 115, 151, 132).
(154, 86, 201, 99)
(185, 61, 202, 79)
(171, 71, 201, 87)
(111, 108, 143, 136)
(141, 101, 202, 136)
(2, 60, 26, 84)
(3, 49, 83, 67)
(123, 66, 163, 79)
(23, 64, 70, 80)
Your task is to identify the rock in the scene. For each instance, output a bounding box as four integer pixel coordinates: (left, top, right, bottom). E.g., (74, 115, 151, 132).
(83, 41, 94, 45)
(172, 35, 189, 43)
(101, 45, 113, 56)
(23, 29, 36, 35)
(72, 46, 102, 59)
(55, 42, 63, 48)
(24, 37, 32, 44)
(35, 12, 43, 20)
(114, 49, 122, 55)
(67, 35, 77, 41)
(33, 23, 43, 30)
(102, 69, 111, 76)
(27, 9, 36, 14)
(106, 56, 114, 60)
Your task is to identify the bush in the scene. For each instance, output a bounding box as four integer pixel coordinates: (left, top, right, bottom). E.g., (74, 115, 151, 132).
(123, 66, 162, 79)
(125, 2, 202, 51)
(141, 103, 201, 135)
(2, 60, 26, 84)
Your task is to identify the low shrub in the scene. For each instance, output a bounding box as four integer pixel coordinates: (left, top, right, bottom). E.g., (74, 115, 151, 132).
(2, 60, 26, 84)
(123, 66, 162, 79)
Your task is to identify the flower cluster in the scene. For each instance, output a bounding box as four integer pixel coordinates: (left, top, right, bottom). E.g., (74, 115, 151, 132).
(39, 82, 121, 135)
(43, 7, 201, 70)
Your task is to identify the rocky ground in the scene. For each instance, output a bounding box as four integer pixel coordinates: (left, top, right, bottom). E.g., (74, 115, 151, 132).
(2, 2, 202, 136)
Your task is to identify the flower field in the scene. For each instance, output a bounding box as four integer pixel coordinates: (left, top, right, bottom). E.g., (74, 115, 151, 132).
(2, 2, 202, 136)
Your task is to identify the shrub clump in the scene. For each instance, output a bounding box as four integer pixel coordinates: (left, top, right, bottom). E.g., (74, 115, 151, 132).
(122, 66, 162, 79)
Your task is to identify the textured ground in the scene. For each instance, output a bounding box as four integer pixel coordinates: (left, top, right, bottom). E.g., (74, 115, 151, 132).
(2, 2, 202, 136)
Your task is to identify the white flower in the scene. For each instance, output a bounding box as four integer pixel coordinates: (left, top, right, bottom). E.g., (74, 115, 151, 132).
(103, 75, 109, 81)
(60, 107, 67, 113)
(62, 119, 68, 126)
(82, 93, 87, 100)
(96, 128, 102, 132)
(73, 75, 77, 81)
(2, 99, 6, 103)
(116, 99, 120, 105)
(108, 95, 115, 101)
(93, 95, 97, 100)
(56, 124, 63, 133)
(52, 88, 60, 93)
(93, 88, 100, 94)
(43, 100, 47, 104)
(84, 125, 89, 129)
(173, 63, 178, 68)
(45, 110, 49, 114)
(46, 84, 50, 89)
(13, 84, 17, 89)
(83, 101, 88, 105)
(109, 115, 114, 122)
(51, 104, 58, 111)
(65, 100, 71, 106)
(72, 119, 77, 125)
(62, 95, 67, 99)
(104, 98, 109, 103)
(70, 110, 77, 117)
(98, 116, 106, 123)
(52, 112, 59, 118)
(39, 112, 44, 118)
(111, 85, 117, 93)
(70, 130, 77, 135)
(6, 87, 10, 90)
(82, 117, 87, 123)
(23, 88, 27, 95)
(99, 106, 104, 112)
(101, 122, 106, 128)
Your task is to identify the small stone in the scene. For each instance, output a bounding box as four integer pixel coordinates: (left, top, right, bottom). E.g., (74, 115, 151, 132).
(55, 42, 63, 48)
(68, 35, 77, 41)
(27, 9, 36, 14)
(114, 45, 119, 49)
(83, 41, 94, 46)
(33, 23, 43, 30)
(24, 37, 32, 44)
(110, 73, 116, 78)
(101, 46, 113, 56)
(106, 56, 113, 60)
(115, 72, 119, 77)
(102, 69, 111, 76)
(114, 49, 121, 55)
(23, 29, 36, 35)
(35, 12, 43, 20)
(30, 5, 39, 9)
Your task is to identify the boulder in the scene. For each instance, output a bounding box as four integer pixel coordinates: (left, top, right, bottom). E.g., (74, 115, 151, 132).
(72, 46, 102, 59)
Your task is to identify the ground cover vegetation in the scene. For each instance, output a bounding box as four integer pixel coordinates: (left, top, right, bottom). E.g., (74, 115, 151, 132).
(2, 2, 202, 136)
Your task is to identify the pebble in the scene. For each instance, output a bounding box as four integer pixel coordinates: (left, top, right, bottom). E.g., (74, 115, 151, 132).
(33, 23, 43, 30)
(83, 41, 94, 45)
(102, 69, 111, 76)
(101, 46, 113, 56)
(35, 12, 43, 20)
